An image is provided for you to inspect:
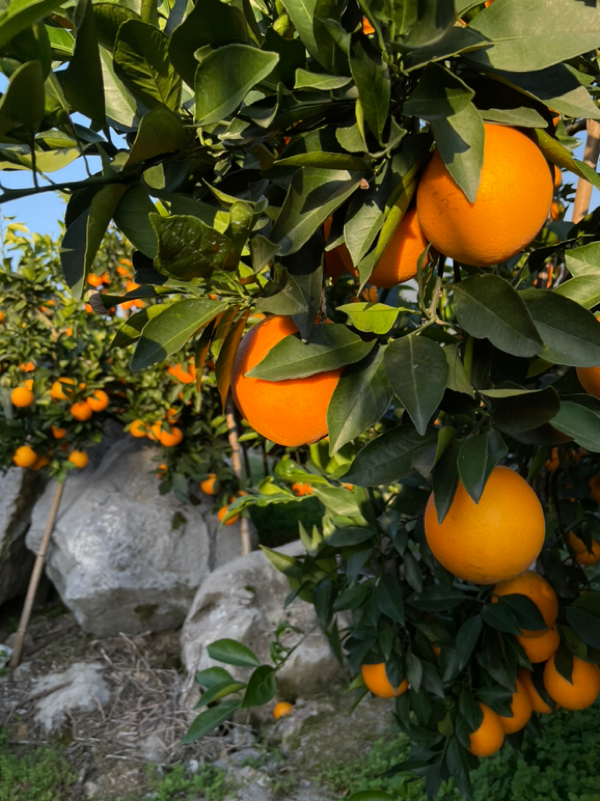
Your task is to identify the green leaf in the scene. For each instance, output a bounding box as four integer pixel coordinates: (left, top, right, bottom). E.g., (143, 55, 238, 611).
(404, 63, 474, 120)
(0, 0, 66, 50)
(275, 152, 370, 171)
(457, 432, 508, 504)
(241, 666, 276, 708)
(432, 440, 461, 524)
(181, 699, 241, 743)
(531, 129, 600, 191)
(195, 680, 247, 708)
(455, 616, 482, 670)
(279, 0, 327, 67)
(150, 215, 238, 281)
(326, 527, 375, 547)
(108, 303, 164, 350)
(453, 275, 543, 357)
(131, 298, 227, 371)
(126, 106, 187, 167)
(168, 0, 248, 88)
(207, 639, 261, 668)
(384, 337, 448, 437)
(350, 40, 390, 144)
(520, 289, 600, 367)
(444, 344, 474, 397)
(499, 595, 547, 633)
(347, 791, 394, 801)
(467, 0, 600, 72)
(550, 401, 600, 452)
(196, 666, 235, 689)
(114, 19, 181, 111)
(554, 276, 600, 310)
(376, 575, 405, 625)
(113, 185, 157, 259)
(488, 386, 561, 436)
(93, 2, 139, 51)
(248, 323, 374, 380)
(260, 545, 303, 578)
(446, 738, 472, 801)
(327, 347, 393, 455)
(58, 0, 105, 125)
(271, 167, 363, 256)
(409, 585, 466, 612)
(294, 69, 351, 90)
(430, 101, 484, 203)
(337, 303, 401, 335)
(343, 161, 399, 266)
(216, 309, 250, 408)
(342, 424, 438, 487)
(481, 602, 521, 635)
(480, 107, 547, 128)
(98, 45, 137, 128)
(566, 607, 600, 650)
(0, 60, 45, 137)
(194, 44, 278, 125)
(565, 243, 600, 277)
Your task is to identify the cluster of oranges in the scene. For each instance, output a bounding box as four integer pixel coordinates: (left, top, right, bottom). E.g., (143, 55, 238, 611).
(199, 473, 241, 526)
(129, 408, 183, 448)
(85, 259, 144, 315)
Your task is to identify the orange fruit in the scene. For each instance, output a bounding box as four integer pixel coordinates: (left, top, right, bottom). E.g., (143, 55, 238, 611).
(362, 16, 375, 34)
(130, 419, 148, 438)
(291, 482, 313, 497)
(50, 377, 75, 401)
(169, 362, 196, 384)
(0, 310, 4, 323)
(368, 209, 429, 288)
(85, 303, 93, 313)
(273, 702, 294, 719)
(148, 422, 162, 442)
(553, 165, 562, 189)
(416, 124, 553, 267)
(11, 387, 34, 407)
(468, 702, 505, 757)
(516, 626, 560, 663)
(543, 655, 600, 710)
(218, 505, 239, 526)
(68, 450, 89, 469)
(159, 426, 183, 447)
(125, 280, 140, 292)
(361, 662, 408, 698)
(323, 217, 354, 281)
(51, 424, 66, 439)
(518, 668, 553, 714)
(117, 265, 131, 276)
(232, 316, 342, 447)
(19, 361, 35, 372)
(550, 200, 562, 221)
(546, 447, 559, 472)
(576, 365, 600, 399)
(33, 455, 50, 471)
(87, 273, 103, 287)
(87, 389, 109, 412)
(166, 407, 179, 424)
(492, 571, 558, 637)
(589, 473, 600, 503)
(23, 379, 33, 391)
(424, 466, 545, 584)
(200, 474, 220, 495)
(70, 401, 93, 421)
(13, 445, 37, 468)
(568, 531, 600, 564)
(497, 678, 532, 734)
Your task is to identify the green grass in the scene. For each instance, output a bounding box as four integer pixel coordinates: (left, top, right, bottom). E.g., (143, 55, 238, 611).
(139, 764, 227, 801)
(0, 729, 77, 801)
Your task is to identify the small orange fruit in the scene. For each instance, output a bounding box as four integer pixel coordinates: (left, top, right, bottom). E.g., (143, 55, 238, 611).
(87, 273, 103, 287)
(159, 426, 183, 447)
(68, 450, 89, 469)
(51, 424, 66, 439)
(492, 571, 558, 637)
(575, 365, 600, 399)
(86, 390, 109, 412)
(130, 419, 148, 438)
(362, 16, 375, 34)
(553, 165, 562, 189)
(546, 447, 559, 472)
(543, 655, 600, 710)
(50, 378, 75, 401)
(273, 702, 294, 719)
(200, 474, 220, 495)
(568, 531, 600, 565)
(218, 505, 239, 526)
(19, 361, 35, 372)
(33, 455, 50, 470)
(13, 445, 37, 468)
(497, 678, 532, 734)
(468, 702, 505, 757)
(11, 387, 34, 407)
(70, 401, 93, 421)
(166, 407, 179, 424)
(368, 208, 429, 289)
(361, 663, 408, 698)
(518, 668, 553, 714)
(125, 280, 140, 292)
(516, 626, 560, 663)
(291, 482, 313, 497)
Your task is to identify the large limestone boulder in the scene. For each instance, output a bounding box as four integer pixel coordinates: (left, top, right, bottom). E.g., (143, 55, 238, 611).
(0, 468, 43, 607)
(181, 541, 348, 699)
(26, 437, 240, 636)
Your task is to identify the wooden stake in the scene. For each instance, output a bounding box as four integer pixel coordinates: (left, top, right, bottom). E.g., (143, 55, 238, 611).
(9, 481, 64, 668)
(571, 120, 600, 225)
(225, 398, 251, 556)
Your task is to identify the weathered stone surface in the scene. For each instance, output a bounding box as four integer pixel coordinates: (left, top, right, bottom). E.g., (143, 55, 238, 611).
(33, 662, 111, 732)
(0, 468, 43, 607)
(26, 437, 241, 636)
(181, 542, 348, 700)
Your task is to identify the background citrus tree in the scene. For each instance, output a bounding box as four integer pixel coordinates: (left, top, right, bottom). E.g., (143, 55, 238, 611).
(2, 0, 600, 798)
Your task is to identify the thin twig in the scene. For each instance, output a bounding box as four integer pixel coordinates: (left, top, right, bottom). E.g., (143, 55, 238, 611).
(571, 120, 600, 224)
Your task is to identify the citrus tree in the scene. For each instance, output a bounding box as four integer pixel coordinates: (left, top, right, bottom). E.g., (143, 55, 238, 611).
(2, 0, 600, 797)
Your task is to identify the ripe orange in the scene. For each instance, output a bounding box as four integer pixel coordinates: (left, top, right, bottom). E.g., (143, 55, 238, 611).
(362, 16, 375, 34)
(23, 379, 33, 391)
(200, 474, 220, 495)
(368, 209, 429, 288)
(518, 668, 553, 714)
(87, 273, 103, 287)
(232, 316, 342, 447)
(545, 447, 559, 472)
(68, 450, 89, 469)
(516, 626, 560, 663)
(168, 362, 196, 384)
(323, 217, 354, 281)
(550, 200, 563, 221)
(569, 531, 600, 565)
(497, 678, 532, 734)
(87, 390, 109, 412)
(361, 662, 408, 698)
(416, 124, 553, 266)
(553, 165, 562, 189)
(159, 426, 183, 447)
(50, 377, 75, 401)
(33, 455, 50, 471)
(166, 407, 179, 424)
(117, 265, 131, 276)
(543, 655, 600, 710)
(70, 401, 93, 421)
(576, 365, 600, 399)
(130, 419, 148, 438)
(13, 445, 37, 468)
(51, 424, 66, 439)
(468, 702, 505, 757)
(11, 387, 34, 407)
(492, 571, 558, 637)
(273, 702, 294, 719)
(19, 361, 35, 372)
(218, 505, 239, 526)
(291, 482, 313, 497)
(424, 466, 545, 584)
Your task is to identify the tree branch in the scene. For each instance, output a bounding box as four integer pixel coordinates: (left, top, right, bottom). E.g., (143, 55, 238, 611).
(571, 119, 600, 224)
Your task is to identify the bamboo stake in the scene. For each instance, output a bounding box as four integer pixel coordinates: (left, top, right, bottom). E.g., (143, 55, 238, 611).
(571, 120, 600, 224)
(9, 481, 64, 668)
(225, 397, 251, 556)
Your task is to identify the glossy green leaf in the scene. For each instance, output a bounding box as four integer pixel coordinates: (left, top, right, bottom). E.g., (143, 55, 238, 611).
(108, 303, 164, 350)
(481, 107, 547, 127)
(337, 303, 401, 335)
(444, 344, 474, 397)
(93, 2, 139, 51)
(565, 243, 600, 277)
(488, 386, 561, 436)
(343, 161, 397, 266)
(261, 545, 303, 578)
(195, 680, 247, 708)
(531, 129, 600, 191)
(455, 616, 483, 670)
(376, 574, 405, 625)
(453, 275, 543, 357)
(0, 0, 66, 50)
(431, 101, 484, 203)
(126, 106, 187, 167)
(58, 0, 105, 125)
(404, 63, 474, 120)
(482, 602, 521, 635)
(294, 69, 351, 90)
(457, 432, 508, 504)
(113, 185, 157, 258)
(554, 276, 600, 310)
(194, 44, 278, 125)
(500, 595, 547, 633)
(279, 0, 326, 66)
(0, 60, 45, 137)
(350, 40, 390, 144)
(408, 585, 466, 612)
(216, 309, 250, 408)
(550, 401, 600, 452)
(384, 337, 448, 436)
(181, 699, 241, 743)
(274, 152, 370, 171)
(131, 298, 227, 371)
(432, 440, 461, 523)
(207, 638, 261, 668)
(98, 45, 137, 128)
(150, 215, 238, 281)
(196, 666, 235, 689)
(249, 323, 374, 380)
(326, 527, 375, 547)
(241, 665, 276, 708)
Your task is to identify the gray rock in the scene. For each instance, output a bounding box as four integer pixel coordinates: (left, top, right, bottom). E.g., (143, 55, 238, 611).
(181, 542, 347, 701)
(0, 643, 12, 668)
(26, 437, 241, 636)
(33, 662, 110, 732)
(0, 468, 43, 607)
